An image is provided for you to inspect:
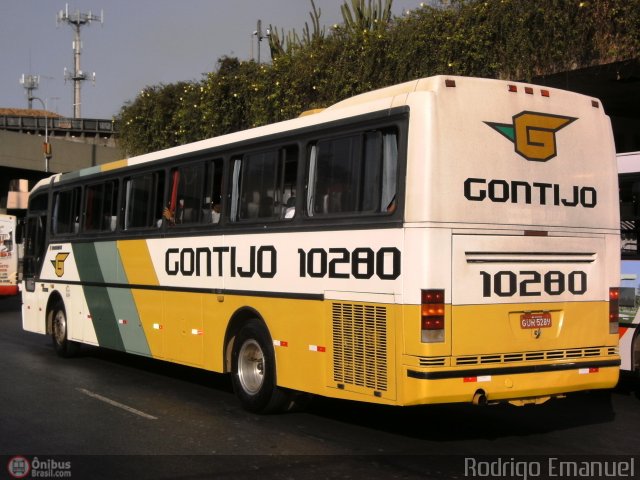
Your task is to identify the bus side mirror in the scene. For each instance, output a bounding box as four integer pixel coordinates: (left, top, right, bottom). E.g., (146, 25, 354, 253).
(25, 277, 36, 292)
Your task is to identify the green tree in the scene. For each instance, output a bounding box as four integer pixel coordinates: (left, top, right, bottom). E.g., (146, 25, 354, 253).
(117, 0, 639, 156)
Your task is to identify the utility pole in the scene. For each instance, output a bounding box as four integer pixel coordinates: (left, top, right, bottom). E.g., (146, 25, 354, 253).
(57, 4, 103, 118)
(253, 20, 270, 64)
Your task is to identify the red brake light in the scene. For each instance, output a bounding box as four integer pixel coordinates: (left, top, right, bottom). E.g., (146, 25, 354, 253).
(421, 289, 445, 342)
(609, 288, 620, 301)
(609, 287, 619, 334)
(422, 317, 444, 330)
(422, 290, 444, 304)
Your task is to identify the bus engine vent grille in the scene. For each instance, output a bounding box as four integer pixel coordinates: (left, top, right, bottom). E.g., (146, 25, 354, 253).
(331, 303, 388, 392)
(455, 347, 615, 366)
(419, 357, 447, 367)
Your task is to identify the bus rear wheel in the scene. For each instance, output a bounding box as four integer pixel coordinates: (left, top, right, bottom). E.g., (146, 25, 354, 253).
(231, 321, 294, 413)
(51, 301, 79, 358)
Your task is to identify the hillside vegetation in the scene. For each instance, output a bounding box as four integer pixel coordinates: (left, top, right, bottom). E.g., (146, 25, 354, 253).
(117, 0, 639, 155)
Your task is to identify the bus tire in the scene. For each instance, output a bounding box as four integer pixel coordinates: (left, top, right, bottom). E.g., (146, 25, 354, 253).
(231, 321, 293, 413)
(51, 301, 79, 358)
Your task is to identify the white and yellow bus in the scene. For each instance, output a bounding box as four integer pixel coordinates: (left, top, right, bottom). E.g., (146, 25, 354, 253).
(22, 76, 620, 412)
(0, 214, 20, 298)
(618, 151, 640, 378)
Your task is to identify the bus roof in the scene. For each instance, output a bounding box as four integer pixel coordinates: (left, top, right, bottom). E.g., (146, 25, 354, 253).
(33, 75, 606, 189)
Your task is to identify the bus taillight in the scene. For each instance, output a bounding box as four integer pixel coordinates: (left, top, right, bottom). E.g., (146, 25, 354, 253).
(421, 289, 445, 343)
(609, 287, 619, 334)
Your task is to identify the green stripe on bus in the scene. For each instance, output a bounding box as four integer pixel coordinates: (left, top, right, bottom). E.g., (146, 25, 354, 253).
(94, 242, 120, 283)
(73, 243, 125, 352)
(106, 286, 152, 356)
(60, 165, 103, 182)
(107, 243, 151, 356)
(59, 171, 82, 182)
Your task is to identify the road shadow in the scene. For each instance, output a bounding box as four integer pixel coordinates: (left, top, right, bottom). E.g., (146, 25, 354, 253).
(68, 339, 622, 444)
(0, 295, 21, 313)
(75, 340, 620, 444)
(23, 309, 627, 447)
(303, 388, 617, 443)
(616, 372, 640, 400)
(76, 343, 234, 394)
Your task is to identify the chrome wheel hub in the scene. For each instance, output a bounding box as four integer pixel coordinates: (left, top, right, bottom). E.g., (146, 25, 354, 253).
(237, 339, 264, 395)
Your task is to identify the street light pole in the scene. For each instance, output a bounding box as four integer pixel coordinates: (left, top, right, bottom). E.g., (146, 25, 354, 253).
(29, 97, 52, 173)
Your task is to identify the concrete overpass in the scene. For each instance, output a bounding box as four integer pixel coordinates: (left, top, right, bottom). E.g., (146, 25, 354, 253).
(0, 109, 124, 212)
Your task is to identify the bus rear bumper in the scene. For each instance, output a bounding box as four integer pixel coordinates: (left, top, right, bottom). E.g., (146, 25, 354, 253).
(401, 359, 620, 406)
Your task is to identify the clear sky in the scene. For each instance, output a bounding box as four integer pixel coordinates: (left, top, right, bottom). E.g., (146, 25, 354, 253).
(0, 0, 414, 119)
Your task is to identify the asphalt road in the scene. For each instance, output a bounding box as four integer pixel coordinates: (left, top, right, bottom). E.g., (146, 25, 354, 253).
(1, 295, 639, 479)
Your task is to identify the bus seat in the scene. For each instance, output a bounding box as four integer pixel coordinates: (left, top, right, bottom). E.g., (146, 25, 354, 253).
(247, 192, 260, 218)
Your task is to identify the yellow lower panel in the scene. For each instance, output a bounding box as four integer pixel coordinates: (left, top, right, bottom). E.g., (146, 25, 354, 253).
(451, 301, 616, 357)
(398, 363, 619, 406)
(163, 292, 204, 367)
(233, 296, 327, 394)
(132, 289, 164, 358)
(97, 287, 622, 408)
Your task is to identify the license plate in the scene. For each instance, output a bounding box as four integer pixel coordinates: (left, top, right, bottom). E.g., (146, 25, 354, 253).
(520, 312, 552, 329)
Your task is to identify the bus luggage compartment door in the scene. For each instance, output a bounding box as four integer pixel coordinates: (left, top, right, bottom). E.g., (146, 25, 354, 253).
(450, 234, 605, 357)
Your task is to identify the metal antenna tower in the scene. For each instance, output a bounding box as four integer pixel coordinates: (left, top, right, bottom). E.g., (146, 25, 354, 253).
(57, 3, 103, 118)
(20, 74, 40, 109)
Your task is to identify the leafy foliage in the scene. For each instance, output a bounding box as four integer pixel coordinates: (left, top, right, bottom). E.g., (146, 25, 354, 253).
(117, 0, 639, 155)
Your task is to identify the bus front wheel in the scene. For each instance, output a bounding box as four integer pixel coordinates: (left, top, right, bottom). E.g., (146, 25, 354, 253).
(51, 301, 79, 358)
(231, 321, 293, 413)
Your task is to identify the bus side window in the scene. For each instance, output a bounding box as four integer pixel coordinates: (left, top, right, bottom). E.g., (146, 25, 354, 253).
(317, 135, 360, 214)
(306, 128, 398, 217)
(83, 180, 119, 233)
(238, 150, 278, 220)
(24, 191, 48, 282)
(231, 146, 298, 222)
(167, 162, 205, 225)
(620, 178, 640, 258)
(122, 171, 164, 230)
(381, 131, 398, 213)
(280, 147, 298, 219)
(52, 187, 81, 236)
(202, 158, 224, 224)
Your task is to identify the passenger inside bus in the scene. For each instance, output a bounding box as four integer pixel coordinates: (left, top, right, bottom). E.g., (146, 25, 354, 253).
(283, 196, 296, 219)
(204, 201, 221, 223)
(163, 198, 187, 225)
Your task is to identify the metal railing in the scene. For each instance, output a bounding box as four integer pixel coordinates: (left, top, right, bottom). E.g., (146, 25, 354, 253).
(0, 114, 118, 137)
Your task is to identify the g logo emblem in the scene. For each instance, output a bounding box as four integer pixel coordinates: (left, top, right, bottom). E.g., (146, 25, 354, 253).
(51, 252, 70, 278)
(486, 111, 576, 162)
